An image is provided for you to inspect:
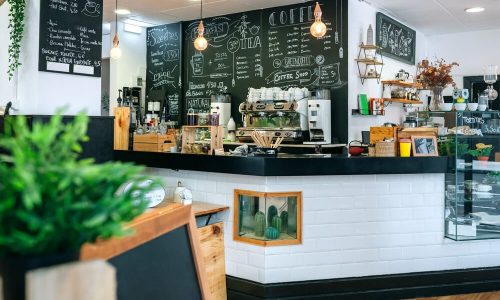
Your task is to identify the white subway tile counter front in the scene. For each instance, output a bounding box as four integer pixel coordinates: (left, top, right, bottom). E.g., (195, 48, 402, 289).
(146, 168, 500, 284)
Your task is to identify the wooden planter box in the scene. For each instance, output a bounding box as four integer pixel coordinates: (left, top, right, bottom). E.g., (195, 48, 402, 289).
(181, 126, 223, 155)
(133, 132, 176, 152)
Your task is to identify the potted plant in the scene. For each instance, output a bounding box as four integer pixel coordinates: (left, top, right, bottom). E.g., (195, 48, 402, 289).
(0, 114, 154, 300)
(468, 143, 493, 162)
(416, 58, 459, 111)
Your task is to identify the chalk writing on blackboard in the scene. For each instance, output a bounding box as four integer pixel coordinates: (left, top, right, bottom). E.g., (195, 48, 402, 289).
(39, 0, 103, 77)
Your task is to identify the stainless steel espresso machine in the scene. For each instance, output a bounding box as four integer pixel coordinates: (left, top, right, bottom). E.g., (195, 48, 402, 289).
(237, 99, 309, 143)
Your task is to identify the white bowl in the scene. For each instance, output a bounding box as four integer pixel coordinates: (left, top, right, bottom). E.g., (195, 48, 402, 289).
(454, 103, 467, 111)
(439, 103, 453, 111)
(478, 104, 488, 111)
(467, 103, 478, 111)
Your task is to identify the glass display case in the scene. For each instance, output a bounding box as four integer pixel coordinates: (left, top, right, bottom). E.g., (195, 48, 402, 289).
(419, 111, 500, 240)
(234, 190, 302, 246)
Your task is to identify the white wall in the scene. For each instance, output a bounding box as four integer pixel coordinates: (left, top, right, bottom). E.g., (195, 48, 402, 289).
(0, 1, 101, 116)
(16, 0, 101, 115)
(108, 23, 147, 114)
(428, 29, 500, 93)
(347, 1, 428, 141)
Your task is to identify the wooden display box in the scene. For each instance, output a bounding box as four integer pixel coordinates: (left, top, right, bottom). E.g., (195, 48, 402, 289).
(369, 126, 398, 144)
(133, 132, 176, 152)
(233, 190, 302, 247)
(181, 126, 223, 155)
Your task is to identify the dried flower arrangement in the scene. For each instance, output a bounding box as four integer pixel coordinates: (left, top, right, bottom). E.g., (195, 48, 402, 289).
(417, 58, 459, 88)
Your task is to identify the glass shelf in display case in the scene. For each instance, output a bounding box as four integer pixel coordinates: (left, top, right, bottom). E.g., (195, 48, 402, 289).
(234, 190, 302, 246)
(418, 111, 500, 240)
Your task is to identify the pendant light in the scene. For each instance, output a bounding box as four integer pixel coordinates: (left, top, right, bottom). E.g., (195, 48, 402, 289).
(110, 0, 122, 59)
(310, 1, 327, 38)
(194, 0, 208, 51)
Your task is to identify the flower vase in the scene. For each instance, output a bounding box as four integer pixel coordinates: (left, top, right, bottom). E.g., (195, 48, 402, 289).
(430, 86, 444, 111)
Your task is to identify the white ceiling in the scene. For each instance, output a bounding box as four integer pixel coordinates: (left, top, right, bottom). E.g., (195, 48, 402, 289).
(103, 0, 307, 27)
(367, 0, 500, 36)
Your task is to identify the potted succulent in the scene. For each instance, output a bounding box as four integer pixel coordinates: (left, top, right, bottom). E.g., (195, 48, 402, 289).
(468, 143, 493, 162)
(0, 114, 153, 300)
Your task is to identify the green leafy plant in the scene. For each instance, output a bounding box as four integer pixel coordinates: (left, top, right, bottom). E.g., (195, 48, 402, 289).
(0, 114, 153, 256)
(438, 138, 469, 157)
(7, 0, 26, 80)
(468, 143, 493, 158)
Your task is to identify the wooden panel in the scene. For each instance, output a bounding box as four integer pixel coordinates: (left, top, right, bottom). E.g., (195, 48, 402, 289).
(417, 291, 500, 300)
(198, 223, 226, 300)
(192, 201, 229, 217)
(133, 133, 159, 144)
(0, 0, 5, 7)
(113, 107, 130, 150)
(370, 126, 398, 144)
(132, 143, 159, 152)
(26, 260, 115, 300)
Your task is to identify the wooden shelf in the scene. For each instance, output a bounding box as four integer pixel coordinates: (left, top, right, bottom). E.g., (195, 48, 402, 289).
(352, 109, 385, 116)
(192, 201, 229, 217)
(381, 80, 423, 89)
(355, 58, 384, 65)
(360, 75, 382, 79)
(359, 44, 382, 50)
(383, 98, 423, 104)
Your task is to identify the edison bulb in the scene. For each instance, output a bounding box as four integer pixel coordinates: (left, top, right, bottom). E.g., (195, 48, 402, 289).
(310, 20, 327, 38)
(194, 36, 208, 51)
(110, 46, 122, 59)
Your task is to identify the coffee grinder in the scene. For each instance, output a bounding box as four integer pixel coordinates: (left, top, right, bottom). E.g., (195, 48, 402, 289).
(210, 92, 232, 135)
(305, 88, 332, 144)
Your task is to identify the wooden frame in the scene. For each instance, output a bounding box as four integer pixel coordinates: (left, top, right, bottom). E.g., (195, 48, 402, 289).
(233, 189, 302, 247)
(181, 126, 223, 155)
(81, 204, 212, 300)
(411, 135, 438, 157)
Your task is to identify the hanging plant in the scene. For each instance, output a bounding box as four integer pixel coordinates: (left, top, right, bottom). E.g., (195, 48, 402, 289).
(7, 0, 26, 80)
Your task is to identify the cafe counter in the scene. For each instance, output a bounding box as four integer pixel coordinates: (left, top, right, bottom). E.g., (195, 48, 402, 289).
(111, 151, 500, 298)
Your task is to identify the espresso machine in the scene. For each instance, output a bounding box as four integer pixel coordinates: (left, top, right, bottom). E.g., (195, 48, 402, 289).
(210, 92, 231, 135)
(237, 99, 309, 143)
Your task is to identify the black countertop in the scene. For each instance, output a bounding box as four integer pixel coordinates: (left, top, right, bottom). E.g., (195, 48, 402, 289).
(114, 150, 448, 176)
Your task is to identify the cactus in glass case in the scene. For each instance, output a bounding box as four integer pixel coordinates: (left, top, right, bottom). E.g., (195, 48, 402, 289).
(280, 211, 288, 233)
(271, 215, 282, 233)
(267, 205, 278, 225)
(254, 211, 266, 237)
(265, 227, 279, 240)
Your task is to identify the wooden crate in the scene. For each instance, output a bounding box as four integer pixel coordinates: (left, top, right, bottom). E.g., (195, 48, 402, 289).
(133, 133, 176, 152)
(198, 222, 226, 300)
(398, 128, 438, 140)
(181, 126, 223, 155)
(375, 141, 396, 157)
(370, 126, 398, 144)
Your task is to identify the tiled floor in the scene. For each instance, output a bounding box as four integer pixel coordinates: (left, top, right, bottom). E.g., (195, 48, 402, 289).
(417, 291, 500, 300)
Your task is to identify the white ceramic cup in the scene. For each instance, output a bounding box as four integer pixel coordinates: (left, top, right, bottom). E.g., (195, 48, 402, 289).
(454, 103, 467, 111)
(478, 104, 488, 111)
(467, 103, 478, 111)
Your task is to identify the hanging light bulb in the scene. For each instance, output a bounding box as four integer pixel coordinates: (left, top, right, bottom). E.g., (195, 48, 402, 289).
(194, 20, 208, 51)
(310, 2, 327, 38)
(194, 0, 208, 51)
(110, 32, 122, 59)
(110, 0, 122, 59)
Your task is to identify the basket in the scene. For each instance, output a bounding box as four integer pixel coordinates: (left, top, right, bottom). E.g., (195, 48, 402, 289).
(375, 141, 396, 157)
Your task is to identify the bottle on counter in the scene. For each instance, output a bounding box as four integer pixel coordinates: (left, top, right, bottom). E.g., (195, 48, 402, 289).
(227, 117, 237, 142)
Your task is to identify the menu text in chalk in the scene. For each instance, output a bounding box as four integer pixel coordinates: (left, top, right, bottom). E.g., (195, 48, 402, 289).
(39, 0, 103, 77)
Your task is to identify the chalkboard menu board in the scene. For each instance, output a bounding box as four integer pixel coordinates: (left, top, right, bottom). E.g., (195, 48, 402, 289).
(376, 12, 416, 65)
(39, 0, 103, 77)
(146, 23, 182, 124)
(183, 0, 348, 141)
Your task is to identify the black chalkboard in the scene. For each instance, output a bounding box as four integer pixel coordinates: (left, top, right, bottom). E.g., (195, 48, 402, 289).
(376, 12, 416, 65)
(39, 0, 103, 77)
(183, 0, 349, 142)
(109, 226, 202, 300)
(146, 23, 182, 124)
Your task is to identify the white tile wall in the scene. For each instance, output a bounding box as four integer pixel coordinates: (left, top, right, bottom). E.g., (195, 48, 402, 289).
(150, 169, 500, 284)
